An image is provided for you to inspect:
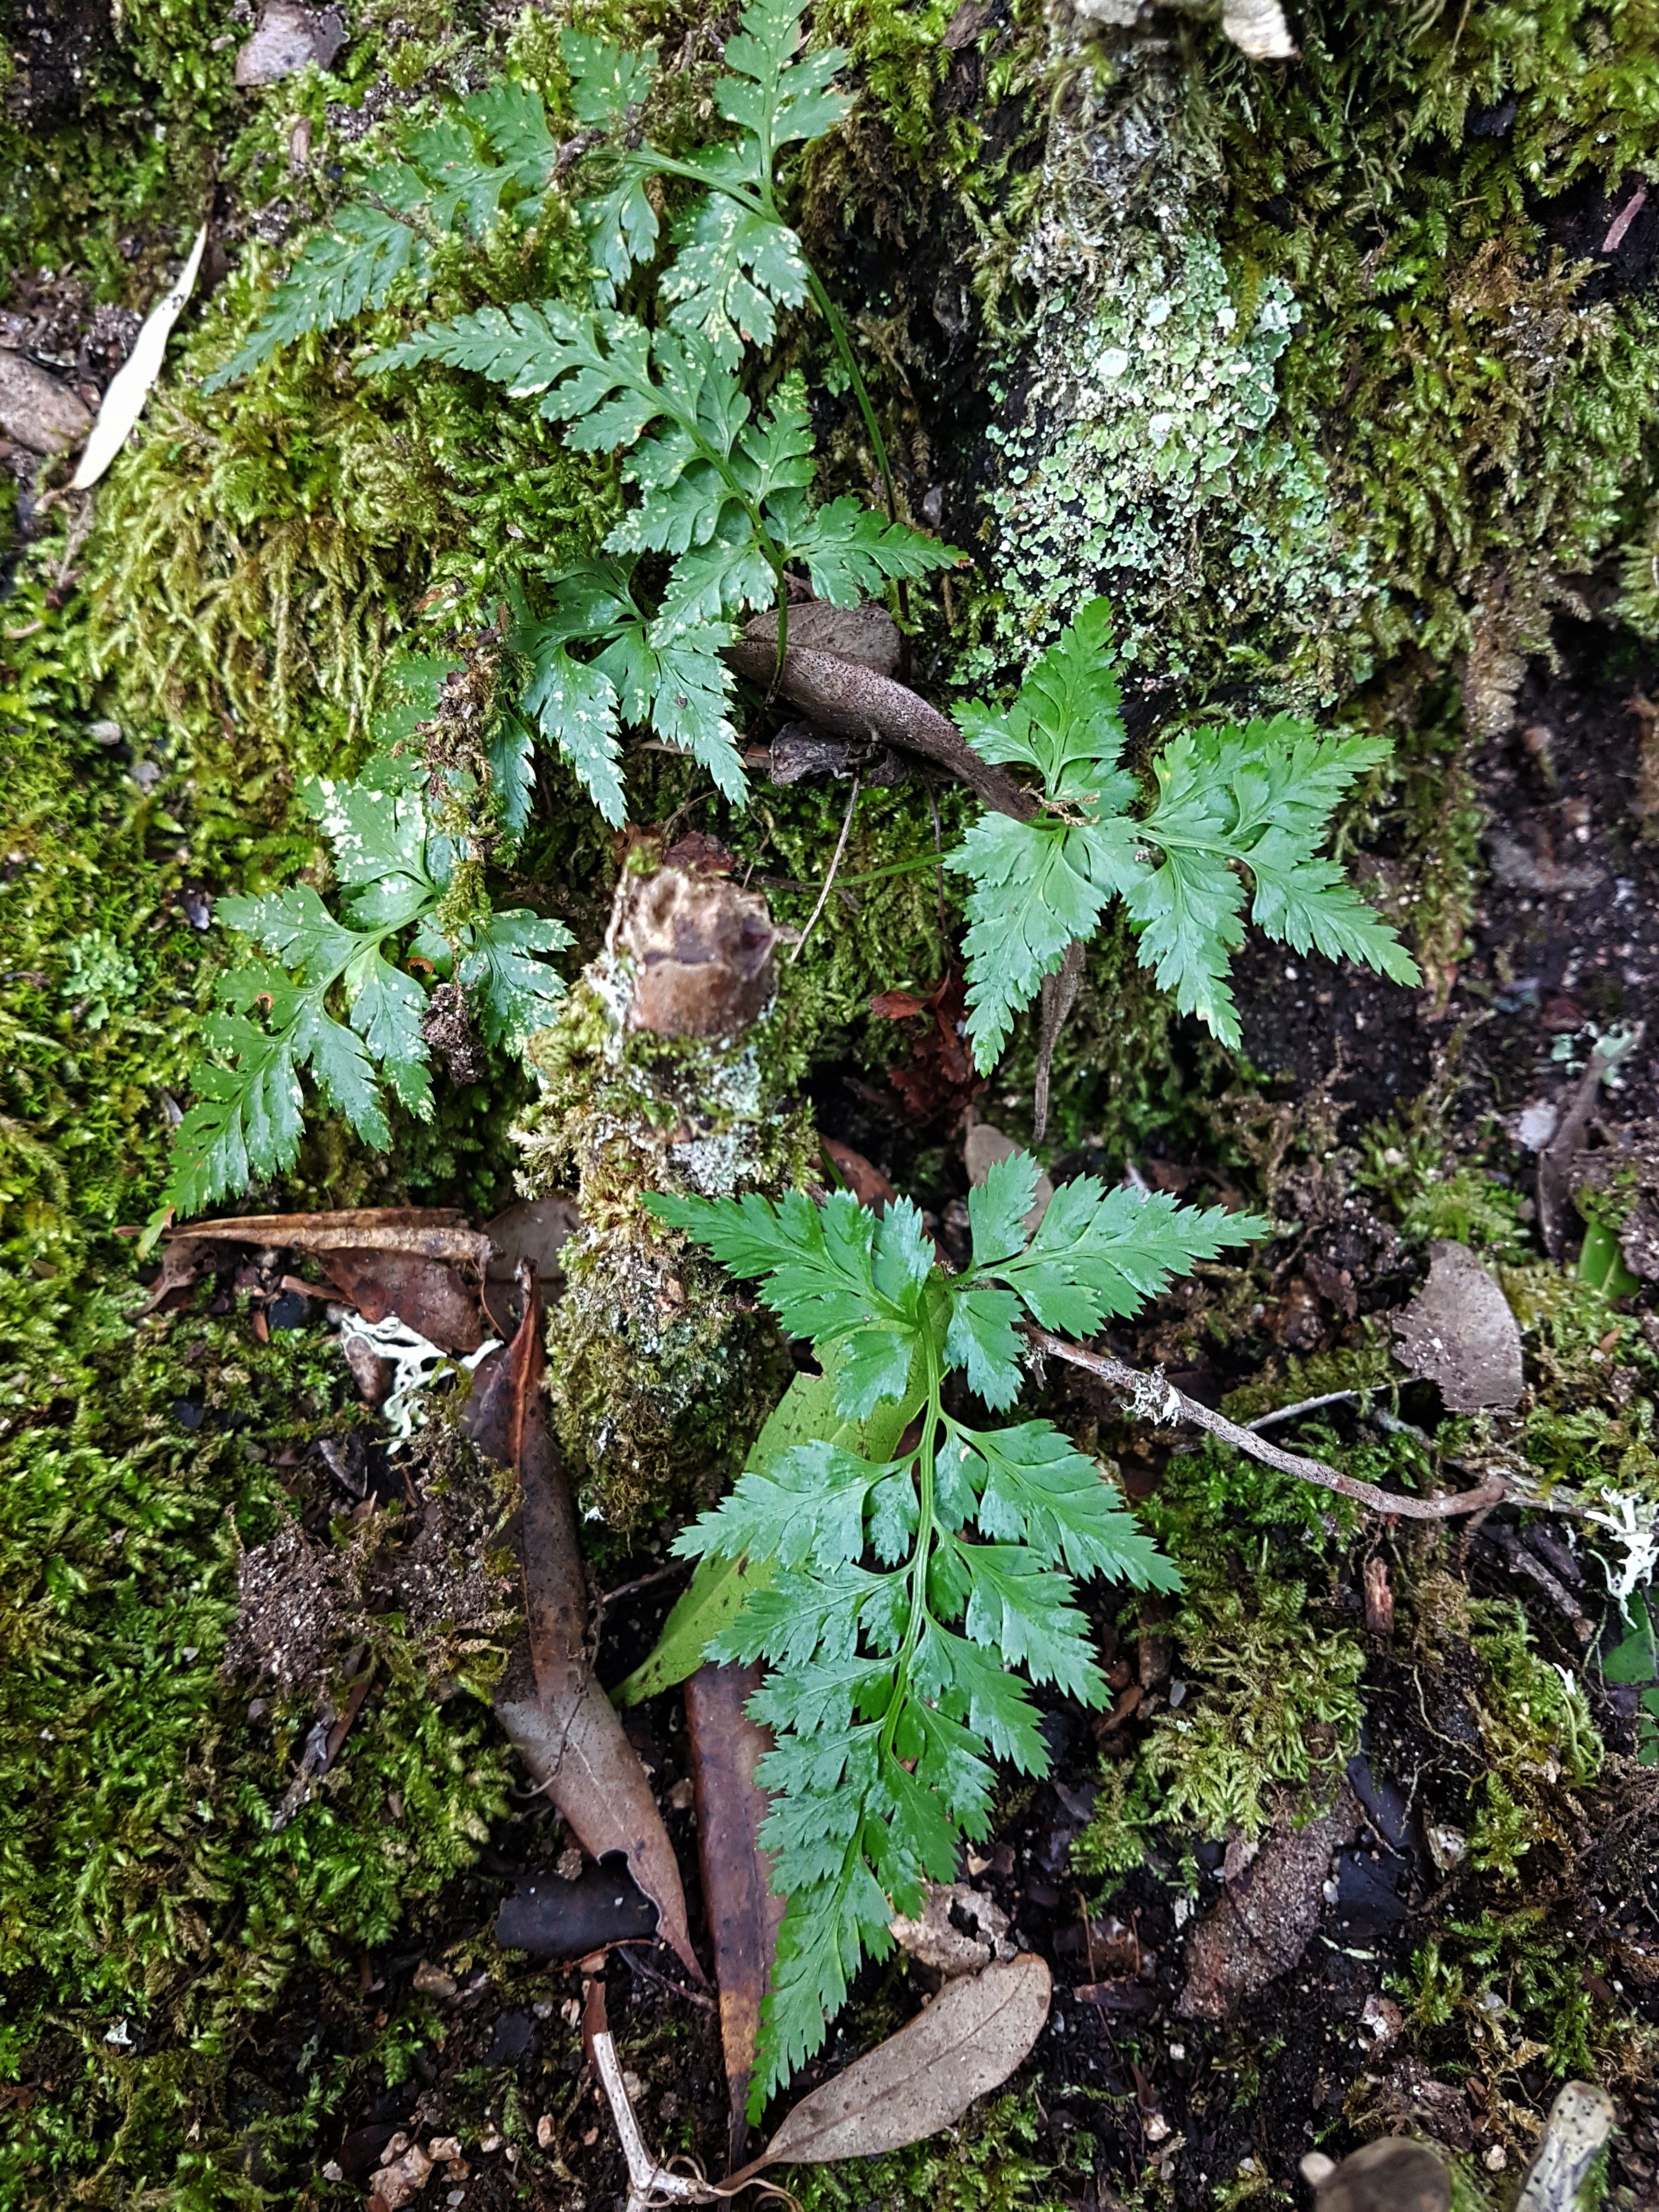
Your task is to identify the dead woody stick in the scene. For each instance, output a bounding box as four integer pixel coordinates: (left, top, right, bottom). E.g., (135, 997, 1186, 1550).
(1025, 1330, 1510, 1521)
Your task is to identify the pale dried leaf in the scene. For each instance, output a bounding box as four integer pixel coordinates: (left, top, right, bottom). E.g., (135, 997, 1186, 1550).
(72, 224, 206, 489)
(751, 1954, 1051, 2169)
(1515, 2081, 1617, 2212)
(1391, 1242, 1522, 1413)
(889, 1881, 1012, 1977)
(1222, 0, 1296, 58)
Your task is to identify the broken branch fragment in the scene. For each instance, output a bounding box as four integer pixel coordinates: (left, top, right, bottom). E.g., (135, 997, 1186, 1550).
(1028, 1329, 1510, 1519)
(726, 621, 1036, 822)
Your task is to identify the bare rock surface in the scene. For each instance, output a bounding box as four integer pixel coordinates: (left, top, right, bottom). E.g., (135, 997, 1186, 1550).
(234, 1, 346, 86)
(0, 348, 91, 453)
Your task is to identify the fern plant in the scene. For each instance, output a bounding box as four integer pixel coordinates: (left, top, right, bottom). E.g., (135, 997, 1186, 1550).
(208, 3, 943, 827)
(648, 1154, 1262, 2106)
(157, 657, 571, 1223)
(946, 599, 1420, 1066)
(205, 82, 560, 390)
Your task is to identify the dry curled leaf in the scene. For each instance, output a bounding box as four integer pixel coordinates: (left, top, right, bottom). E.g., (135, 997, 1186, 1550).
(685, 1661, 785, 2167)
(724, 631, 1035, 822)
(469, 1270, 702, 1984)
(744, 599, 901, 675)
(737, 1953, 1051, 2173)
(889, 1881, 1012, 1977)
(156, 1207, 494, 1350)
(72, 224, 206, 489)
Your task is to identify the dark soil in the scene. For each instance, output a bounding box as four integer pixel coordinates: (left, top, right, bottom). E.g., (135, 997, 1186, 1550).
(1233, 620, 1659, 1147)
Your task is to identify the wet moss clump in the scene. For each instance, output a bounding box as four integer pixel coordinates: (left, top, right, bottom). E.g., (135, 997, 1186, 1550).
(1075, 1448, 1367, 1878)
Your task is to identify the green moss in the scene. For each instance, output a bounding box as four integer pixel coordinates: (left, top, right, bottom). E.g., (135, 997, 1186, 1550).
(518, 945, 815, 1529)
(0, 1300, 514, 2206)
(794, 2089, 1064, 2211)
(1206, 1, 1659, 676)
(1075, 1449, 1365, 1875)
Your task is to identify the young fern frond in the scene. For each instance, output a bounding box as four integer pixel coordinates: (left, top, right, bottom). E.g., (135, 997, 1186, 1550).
(157, 661, 572, 1224)
(648, 1152, 1260, 2106)
(369, 291, 953, 809)
(946, 599, 1421, 1066)
(204, 87, 559, 390)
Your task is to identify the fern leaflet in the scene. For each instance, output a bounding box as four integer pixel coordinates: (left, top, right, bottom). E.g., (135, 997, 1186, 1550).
(947, 599, 1421, 1065)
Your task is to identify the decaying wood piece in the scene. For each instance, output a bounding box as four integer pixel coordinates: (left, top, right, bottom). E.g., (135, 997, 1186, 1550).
(609, 864, 778, 1039)
(469, 1265, 701, 1982)
(1176, 1786, 1359, 2019)
(727, 622, 1036, 823)
(685, 1661, 786, 2168)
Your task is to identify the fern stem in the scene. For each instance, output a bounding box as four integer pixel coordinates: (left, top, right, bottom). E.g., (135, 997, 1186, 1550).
(614, 146, 901, 528)
(879, 1336, 941, 1765)
(804, 269, 901, 534)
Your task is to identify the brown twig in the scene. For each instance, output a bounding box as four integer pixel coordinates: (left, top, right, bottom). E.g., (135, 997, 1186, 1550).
(724, 633, 1036, 822)
(1025, 1330, 1510, 1521)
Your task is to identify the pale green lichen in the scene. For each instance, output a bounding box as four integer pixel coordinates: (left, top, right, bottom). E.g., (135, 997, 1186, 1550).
(967, 230, 1373, 701)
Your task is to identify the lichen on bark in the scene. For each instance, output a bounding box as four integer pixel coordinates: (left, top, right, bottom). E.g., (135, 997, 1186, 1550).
(516, 847, 816, 1530)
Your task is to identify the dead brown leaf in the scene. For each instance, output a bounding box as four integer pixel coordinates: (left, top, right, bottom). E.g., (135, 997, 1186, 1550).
(155, 1209, 494, 1351)
(319, 1248, 488, 1353)
(736, 1953, 1051, 2174)
(1391, 1241, 1522, 1413)
(743, 599, 900, 675)
(1176, 1786, 1359, 2021)
(469, 1268, 702, 1984)
(870, 969, 981, 1128)
(889, 1881, 1012, 1977)
(822, 1138, 898, 1213)
(684, 1661, 785, 2167)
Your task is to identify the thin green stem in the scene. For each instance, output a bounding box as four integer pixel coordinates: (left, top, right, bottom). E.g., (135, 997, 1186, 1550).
(837, 850, 949, 889)
(804, 269, 901, 534)
(880, 1338, 941, 1763)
